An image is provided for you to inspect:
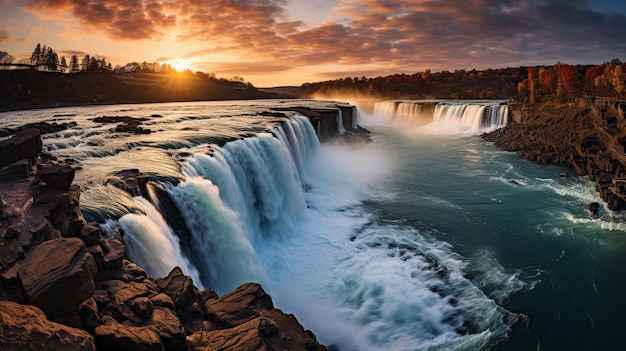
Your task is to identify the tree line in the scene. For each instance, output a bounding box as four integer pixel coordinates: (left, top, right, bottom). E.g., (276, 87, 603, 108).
(1, 43, 181, 74)
(295, 60, 626, 103)
(517, 59, 626, 103)
(2, 43, 243, 81)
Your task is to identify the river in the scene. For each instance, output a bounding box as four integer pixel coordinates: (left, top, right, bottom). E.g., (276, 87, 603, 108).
(1, 99, 625, 350)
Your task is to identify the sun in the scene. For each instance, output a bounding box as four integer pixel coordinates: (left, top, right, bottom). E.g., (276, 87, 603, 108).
(171, 59, 193, 72)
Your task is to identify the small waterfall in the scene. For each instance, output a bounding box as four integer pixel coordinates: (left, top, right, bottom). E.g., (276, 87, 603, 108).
(352, 106, 359, 129)
(371, 101, 436, 126)
(166, 178, 267, 294)
(429, 102, 509, 134)
(336, 109, 346, 134)
(371, 100, 509, 134)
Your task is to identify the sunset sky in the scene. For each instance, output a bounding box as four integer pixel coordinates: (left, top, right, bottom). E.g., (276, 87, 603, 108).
(1, 0, 625, 87)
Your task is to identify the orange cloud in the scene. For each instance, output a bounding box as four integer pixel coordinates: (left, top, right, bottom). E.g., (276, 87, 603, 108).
(16, 0, 626, 83)
(23, 0, 166, 39)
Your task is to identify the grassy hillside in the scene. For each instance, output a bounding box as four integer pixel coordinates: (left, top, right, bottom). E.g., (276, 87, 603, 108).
(0, 70, 276, 111)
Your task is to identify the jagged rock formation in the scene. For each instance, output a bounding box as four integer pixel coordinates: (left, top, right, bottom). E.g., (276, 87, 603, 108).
(483, 100, 626, 210)
(0, 128, 328, 350)
(0, 300, 96, 351)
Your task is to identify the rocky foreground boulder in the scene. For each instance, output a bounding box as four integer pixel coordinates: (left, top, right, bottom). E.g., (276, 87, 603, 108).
(0, 128, 327, 350)
(0, 300, 96, 351)
(19, 237, 97, 322)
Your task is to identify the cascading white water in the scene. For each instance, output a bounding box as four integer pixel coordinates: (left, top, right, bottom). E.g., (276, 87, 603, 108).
(371, 100, 437, 126)
(352, 106, 359, 129)
(428, 102, 509, 134)
(113, 197, 202, 285)
(336, 109, 347, 134)
(114, 115, 317, 294)
(369, 100, 509, 134)
(166, 116, 317, 293)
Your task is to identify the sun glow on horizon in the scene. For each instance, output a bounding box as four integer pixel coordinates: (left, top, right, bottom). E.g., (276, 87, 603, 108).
(170, 59, 193, 72)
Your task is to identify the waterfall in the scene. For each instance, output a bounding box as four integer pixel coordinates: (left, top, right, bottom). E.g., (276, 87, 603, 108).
(138, 116, 319, 294)
(352, 106, 359, 129)
(336, 109, 347, 134)
(371, 100, 509, 134)
(371, 100, 436, 126)
(429, 102, 509, 134)
(114, 197, 202, 285)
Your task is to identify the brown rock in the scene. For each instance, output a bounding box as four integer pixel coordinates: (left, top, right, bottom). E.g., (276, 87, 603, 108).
(155, 267, 206, 334)
(94, 315, 164, 351)
(102, 236, 126, 271)
(188, 315, 323, 351)
(1, 158, 31, 180)
(38, 164, 76, 191)
(88, 244, 104, 268)
(148, 306, 186, 351)
(203, 282, 273, 328)
(5, 226, 19, 239)
(80, 222, 102, 246)
(0, 128, 41, 168)
(106, 169, 144, 196)
(79, 297, 101, 332)
(0, 264, 23, 302)
(18, 237, 97, 318)
(188, 317, 277, 351)
(99, 279, 159, 322)
(199, 282, 327, 351)
(150, 292, 177, 310)
(0, 300, 96, 351)
(132, 296, 155, 320)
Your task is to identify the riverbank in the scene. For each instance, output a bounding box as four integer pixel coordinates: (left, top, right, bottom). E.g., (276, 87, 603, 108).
(483, 100, 626, 210)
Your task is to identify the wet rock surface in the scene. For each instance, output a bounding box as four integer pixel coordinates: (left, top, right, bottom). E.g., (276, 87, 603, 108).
(93, 116, 152, 134)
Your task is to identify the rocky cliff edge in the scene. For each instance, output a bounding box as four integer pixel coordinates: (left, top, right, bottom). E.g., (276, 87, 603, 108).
(483, 100, 626, 211)
(0, 128, 327, 351)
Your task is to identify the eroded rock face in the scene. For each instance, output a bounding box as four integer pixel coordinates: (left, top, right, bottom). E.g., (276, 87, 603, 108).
(197, 282, 327, 351)
(0, 300, 96, 351)
(203, 282, 274, 328)
(18, 237, 97, 319)
(155, 266, 210, 334)
(38, 165, 76, 191)
(483, 102, 626, 210)
(94, 316, 164, 351)
(0, 128, 41, 169)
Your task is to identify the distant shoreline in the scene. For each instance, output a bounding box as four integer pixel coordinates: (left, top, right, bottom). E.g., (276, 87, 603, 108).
(0, 70, 287, 113)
